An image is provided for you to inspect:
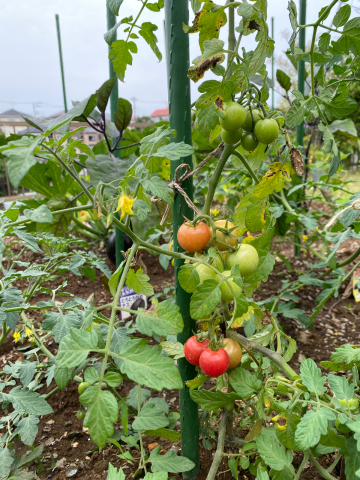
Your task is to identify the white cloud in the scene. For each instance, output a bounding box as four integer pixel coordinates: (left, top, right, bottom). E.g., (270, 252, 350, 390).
(0, 0, 341, 118)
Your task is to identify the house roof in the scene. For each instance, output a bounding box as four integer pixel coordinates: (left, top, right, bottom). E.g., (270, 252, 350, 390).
(150, 108, 169, 117)
(0, 108, 27, 117)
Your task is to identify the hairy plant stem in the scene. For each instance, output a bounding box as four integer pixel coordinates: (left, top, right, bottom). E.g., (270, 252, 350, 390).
(98, 243, 138, 383)
(231, 150, 260, 184)
(226, 330, 297, 379)
(206, 410, 228, 480)
(0, 325, 9, 346)
(1, 204, 93, 232)
(309, 453, 338, 480)
(138, 383, 147, 473)
(294, 450, 310, 480)
(202, 144, 233, 215)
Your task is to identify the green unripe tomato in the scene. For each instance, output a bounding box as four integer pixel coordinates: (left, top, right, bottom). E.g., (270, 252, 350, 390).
(221, 128, 243, 145)
(241, 133, 259, 152)
(226, 244, 259, 276)
(194, 263, 217, 284)
(194, 252, 224, 273)
(220, 102, 246, 132)
(218, 270, 242, 301)
(77, 411, 85, 420)
(243, 108, 263, 132)
(335, 418, 351, 433)
(254, 118, 279, 144)
(336, 397, 359, 411)
(78, 382, 90, 395)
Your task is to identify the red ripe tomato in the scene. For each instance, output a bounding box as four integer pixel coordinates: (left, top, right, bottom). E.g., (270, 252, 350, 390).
(184, 336, 210, 365)
(199, 348, 229, 377)
(177, 222, 212, 252)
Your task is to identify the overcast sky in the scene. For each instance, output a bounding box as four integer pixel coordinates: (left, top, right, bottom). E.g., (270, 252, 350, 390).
(0, 0, 347, 118)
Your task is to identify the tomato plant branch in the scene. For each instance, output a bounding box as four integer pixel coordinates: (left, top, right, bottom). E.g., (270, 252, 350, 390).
(230, 150, 260, 184)
(126, 0, 148, 42)
(294, 450, 310, 480)
(309, 453, 338, 480)
(226, 330, 297, 379)
(202, 144, 233, 216)
(0, 325, 10, 347)
(205, 410, 228, 480)
(138, 383, 147, 472)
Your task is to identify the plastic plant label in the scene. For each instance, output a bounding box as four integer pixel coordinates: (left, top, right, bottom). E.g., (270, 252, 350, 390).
(119, 285, 147, 319)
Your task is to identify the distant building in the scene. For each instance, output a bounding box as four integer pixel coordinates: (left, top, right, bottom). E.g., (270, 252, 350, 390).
(0, 109, 28, 136)
(150, 108, 169, 123)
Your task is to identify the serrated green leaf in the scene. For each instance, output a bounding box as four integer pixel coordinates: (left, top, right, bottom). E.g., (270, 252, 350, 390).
(132, 401, 169, 431)
(256, 428, 294, 473)
(139, 22, 162, 61)
(80, 387, 118, 448)
(160, 341, 185, 360)
(333, 4, 351, 28)
(153, 142, 194, 161)
(43, 311, 82, 343)
(14, 415, 39, 446)
(55, 328, 98, 369)
(149, 446, 195, 473)
(178, 264, 200, 293)
(143, 428, 181, 442)
(300, 358, 327, 394)
(190, 279, 221, 319)
(0, 447, 14, 480)
(136, 299, 183, 337)
(328, 373, 354, 401)
(295, 408, 336, 450)
(126, 268, 154, 296)
(23, 205, 53, 224)
(141, 175, 174, 205)
(0, 386, 53, 416)
(228, 366, 262, 397)
(119, 339, 183, 391)
(109, 40, 137, 82)
(190, 389, 241, 411)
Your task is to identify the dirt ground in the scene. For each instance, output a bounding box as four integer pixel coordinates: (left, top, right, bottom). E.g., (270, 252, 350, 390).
(1, 236, 360, 480)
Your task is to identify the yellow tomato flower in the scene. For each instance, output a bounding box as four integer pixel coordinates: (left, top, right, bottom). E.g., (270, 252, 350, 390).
(13, 331, 20, 343)
(28, 337, 34, 342)
(272, 415, 288, 431)
(115, 195, 136, 221)
(211, 208, 219, 216)
(25, 328, 33, 337)
(302, 235, 308, 242)
(168, 241, 174, 252)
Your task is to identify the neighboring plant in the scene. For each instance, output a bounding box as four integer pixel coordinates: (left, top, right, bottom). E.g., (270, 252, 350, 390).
(1, 1, 360, 480)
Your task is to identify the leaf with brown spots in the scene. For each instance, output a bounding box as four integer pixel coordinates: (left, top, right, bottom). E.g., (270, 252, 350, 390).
(253, 163, 292, 199)
(188, 39, 225, 83)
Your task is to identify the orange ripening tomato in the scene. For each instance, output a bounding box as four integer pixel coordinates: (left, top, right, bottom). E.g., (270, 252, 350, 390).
(211, 220, 238, 251)
(223, 338, 242, 369)
(177, 222, 212, 252)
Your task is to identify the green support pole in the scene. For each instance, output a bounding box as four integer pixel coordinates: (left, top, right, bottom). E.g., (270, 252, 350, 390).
(296, 0, 306, 147)
(165, 2, 200, 478)
(55, 14, 68, 113)
(294, 0, 306, 257)
(106, 4, 124, 266)
(271, 17, 275, 110)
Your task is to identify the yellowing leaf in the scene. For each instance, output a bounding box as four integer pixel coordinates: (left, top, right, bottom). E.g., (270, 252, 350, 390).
(232, 305, 254, 328)
(253, 163, 292, 199)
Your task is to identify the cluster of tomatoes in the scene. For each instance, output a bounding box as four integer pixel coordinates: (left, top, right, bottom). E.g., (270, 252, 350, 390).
(184, 335, 242, 377)
(219, 101, 279, 151)
(177, 219, 259, 302)
(177, 219, 259, 376)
